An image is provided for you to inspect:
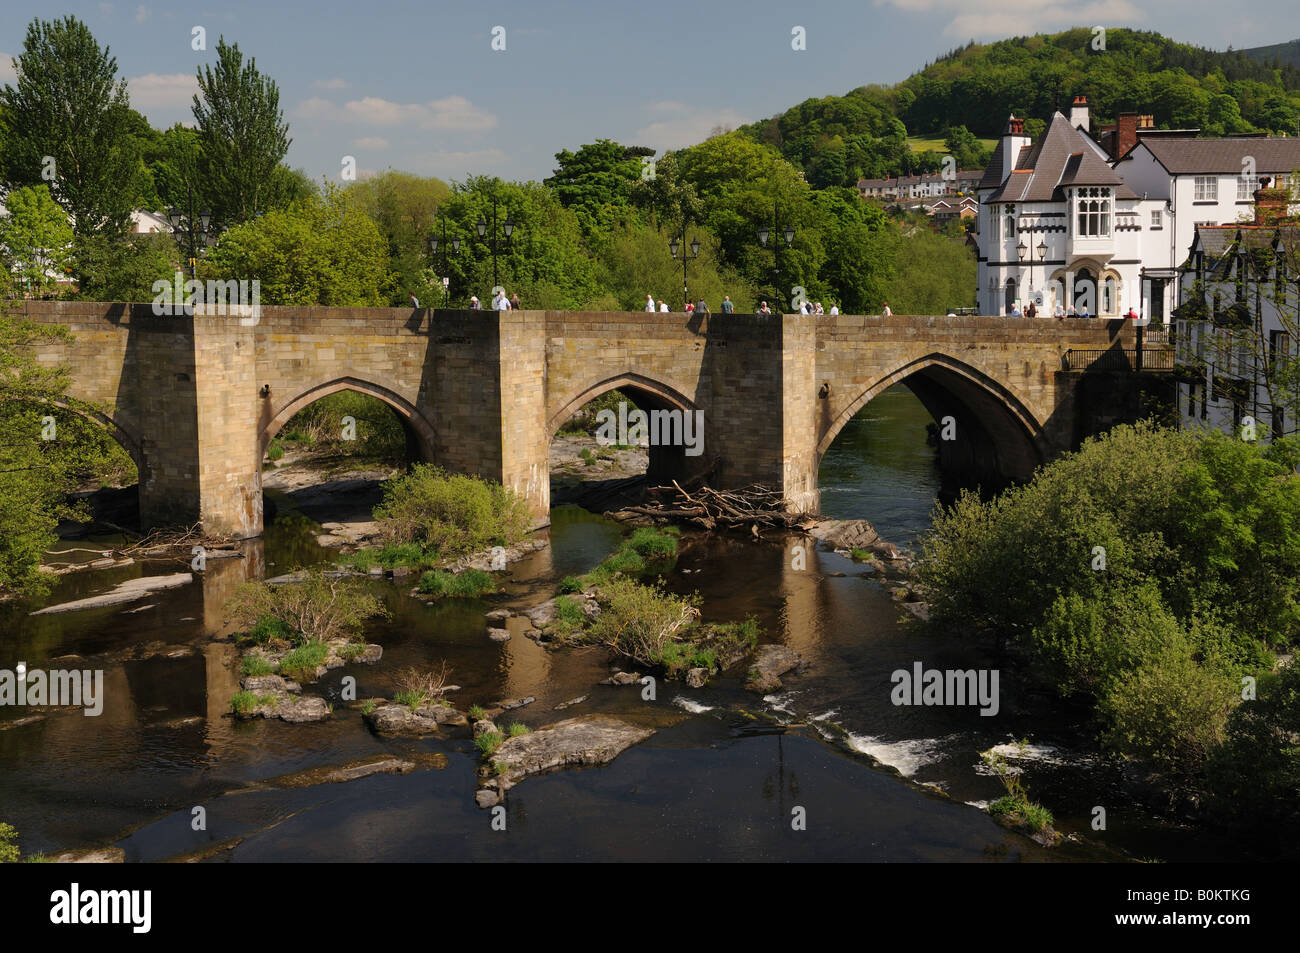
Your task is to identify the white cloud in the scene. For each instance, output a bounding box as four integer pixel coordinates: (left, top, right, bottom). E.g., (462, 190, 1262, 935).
(313, 77, 348, 89)
(0, 52, 16, 86)
(296, 94, 497, 131)
(134, 5, 148, 23)
(128, 72, 198, 109)
(871, 0, 1141, 38)
(634, 105, 749, 150)
(352, 136, 389, 150)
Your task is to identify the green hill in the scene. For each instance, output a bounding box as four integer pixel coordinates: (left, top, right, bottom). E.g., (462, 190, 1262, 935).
(1242, 38, 1300, 72)
(736, 28, 1300, 188)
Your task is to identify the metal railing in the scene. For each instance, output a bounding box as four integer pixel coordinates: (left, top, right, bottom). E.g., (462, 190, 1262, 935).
(1063, 347, 1175, 372)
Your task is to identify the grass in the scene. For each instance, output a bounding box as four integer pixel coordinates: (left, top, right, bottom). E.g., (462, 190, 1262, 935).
(849, 548, 872, 562)
(230, 691, 277, 716)
(418, 568, 498, 598)
(906, 135, 995, 154)
(492, 760, 510, 776)
(506, 722, 531, 738)
(557, 575, 584, 594)
(391, 663, 453, 710)
(338, 642, 364, 662)
(468, 704, 486, 720)
(241, 655, 275, 677)
(981, 742, 1055, 833)
(267, 440, 285, 461)
(560, 526, 679, 593)
(240, 614, 295, 647)
(475, 730, 505, 756)
(340, 542, 436, 572)
(278, 640, 330, 681)
(360, 699, 378, 715)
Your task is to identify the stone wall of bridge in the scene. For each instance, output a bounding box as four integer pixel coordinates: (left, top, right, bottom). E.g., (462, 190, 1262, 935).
(18, 301, 1144, 538)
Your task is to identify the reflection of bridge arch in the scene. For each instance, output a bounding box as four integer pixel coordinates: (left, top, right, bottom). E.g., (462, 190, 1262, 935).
(261, 377, 436, 461)
(547, 371, 698, 436)
(817, 353, 1046, 481)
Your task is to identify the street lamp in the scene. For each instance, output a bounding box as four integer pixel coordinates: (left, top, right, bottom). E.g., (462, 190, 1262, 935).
(430, 212, 461, 306)
(758, 199, 795, 308)
(1035, 238, 1047, 306)
(475, 191, 515, 290)
(166, 189, 215, 279)
(669, 227, 701, 305)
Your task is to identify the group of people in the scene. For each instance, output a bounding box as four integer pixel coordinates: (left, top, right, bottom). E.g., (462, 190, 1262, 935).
(639, 293, 857, 316)
(409, 290, 523, 310)
(1009, 300, 1096, 319)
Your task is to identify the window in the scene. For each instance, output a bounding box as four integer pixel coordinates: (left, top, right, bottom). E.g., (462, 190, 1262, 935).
(1075, 187, 1111, 237)
(1237, 175, 1257, 201)
(1194, 176, 1218, 201)
(1150, 209, 1162, 228)
(989, 208, 999, 241)
(1004, 207, 1016, 241)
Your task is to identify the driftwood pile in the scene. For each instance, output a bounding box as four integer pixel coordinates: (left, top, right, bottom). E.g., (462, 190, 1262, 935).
(623, 480, 817, 535)
(45, 523, 240, 572)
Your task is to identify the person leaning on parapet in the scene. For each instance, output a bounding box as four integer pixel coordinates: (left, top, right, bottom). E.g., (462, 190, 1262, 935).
(829, 302, 839, 315)
(721, 295, 734, 314)
(695, 297, 711, 315)
(658, 299, 669, 312)
(469, 295, 482, 310)
(511, 293, 521, 311)
(1079, 303, 1091, 319)
(1054, 301, 1066, 319)
(685, 299, 695, 313)
(409, 292, 420, 309)
(493, 289, 510, 310)
(758, 301, 772, 314)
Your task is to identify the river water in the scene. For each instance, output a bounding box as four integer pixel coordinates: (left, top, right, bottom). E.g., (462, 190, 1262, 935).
(0, 386, 1254, 862)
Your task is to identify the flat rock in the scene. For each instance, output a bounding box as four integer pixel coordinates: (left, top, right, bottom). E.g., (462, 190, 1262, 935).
(806, 519, 879, 551)
(553, 694, 588, 710)
(745, 645, 807, 694)
(30, 572, 193, 615)
(602, 671, 643, 686)
(487, 715, 654, 788)
(492, 696, 535, 711)
(319, 758, 416, 784)
(365, 703, 461, 735)
(487, 628, 511, 643)
(51, 847, 125, 863)
(277, 695, 330, 723)
(0, 715, 46, 731)
(485, 609, 511, 623)
(476, 788, 501, 808)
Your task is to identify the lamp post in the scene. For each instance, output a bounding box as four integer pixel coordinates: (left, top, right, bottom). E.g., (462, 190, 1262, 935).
(668, 224, 701, 306)
(474, 191, 515, 291)
(430, 212, 461, 307)
(757, 198, 795, 310)
(166, 186, 213, 280)
(1035, 238, 1047, 311)
(1017, 239, 1028, 312)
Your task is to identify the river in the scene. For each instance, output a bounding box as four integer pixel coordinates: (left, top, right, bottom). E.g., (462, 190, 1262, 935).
(0, 386, 1256, 862)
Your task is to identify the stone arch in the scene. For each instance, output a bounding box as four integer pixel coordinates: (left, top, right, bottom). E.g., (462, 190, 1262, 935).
(816, 352, 1045, 483)
(547, 372, 703, 485)
(260, 377, 436, 461)
(546, 371, 697, 436)
(48, 399, 146, 473)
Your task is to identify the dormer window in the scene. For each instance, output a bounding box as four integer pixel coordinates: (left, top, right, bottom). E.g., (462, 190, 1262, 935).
(1076, 187, 1111, 237)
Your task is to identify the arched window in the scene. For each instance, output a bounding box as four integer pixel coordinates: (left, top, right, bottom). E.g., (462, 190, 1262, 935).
(1075, 188, 1112, 237)
(1102, 275, 1116, 314)
(1074, 268, 1096, 314)
(1004, 278, 1017, 314)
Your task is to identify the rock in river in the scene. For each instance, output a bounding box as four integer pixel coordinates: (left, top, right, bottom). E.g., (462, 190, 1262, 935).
(744, 645, 807, 694)
(484, 715, 654, 792)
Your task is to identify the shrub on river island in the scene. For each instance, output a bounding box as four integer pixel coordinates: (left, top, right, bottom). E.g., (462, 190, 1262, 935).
(230, 690, 278, 717)
(981, 743, 1055, 835)
(225, 568, 388, 646)
(418, 568, 497, 598)
(373, 465, 532, 560)
(241, 655, 275, 677)
(392, 663, 453, 710)
(566, 526, 679, 591)
(278, 641, 331, 681)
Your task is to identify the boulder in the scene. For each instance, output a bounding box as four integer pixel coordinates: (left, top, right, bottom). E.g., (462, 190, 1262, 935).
(485, 609, 511, 623)
(278, 695, 331, 723)
(744, 645, 807, 694)
(486, 715, 654, 789)
(473, 719, 500, 737)
(365, 703, 460, 735)
(805, 519, 879, 551)
(685, 667, 709, 688)
(602, 671, 643, 686)
(492, 696, 535, 711)
(487, 628, 511, 643)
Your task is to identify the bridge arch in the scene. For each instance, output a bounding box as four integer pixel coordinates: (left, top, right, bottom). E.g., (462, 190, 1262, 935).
(817, 352, 1046, 484)
(48, 400, 146, 474)
(260, 376, 436, 461)
(548, 371, 704, 487)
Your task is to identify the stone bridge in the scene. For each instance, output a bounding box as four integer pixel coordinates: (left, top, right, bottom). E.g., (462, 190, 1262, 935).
(20, 301, 1152, 538)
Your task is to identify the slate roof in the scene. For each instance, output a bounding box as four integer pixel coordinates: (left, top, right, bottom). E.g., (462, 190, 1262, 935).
(1135, 137, 1300, 175)
(985, 112, 1137, 202)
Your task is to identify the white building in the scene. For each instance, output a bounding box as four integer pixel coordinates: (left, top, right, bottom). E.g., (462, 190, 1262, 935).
(1175, 214, 1299, 441)
(976, 107, 1155, 318)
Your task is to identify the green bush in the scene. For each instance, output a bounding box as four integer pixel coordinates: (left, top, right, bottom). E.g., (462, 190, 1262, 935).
(230, 690, 261, 716)
(0, 822, 19, 864)
(585, 577, 701, 667)
(267, 440, 285, 461)
(627, 527, 678, 560)
(225, 569, 389, 646)
(278, 641, 331, 682)
(373, 464, 532, 558)
(476, 730, 505, 756)
(507, 722, 531, 737)
(468, 704, 486, 720)
(417, 568, 498, 598)
(241, 614, 295, 647)
(1097, 644, 1241, 774)
(241, 655, 275, 677)
(1207, 663, 1300, 830)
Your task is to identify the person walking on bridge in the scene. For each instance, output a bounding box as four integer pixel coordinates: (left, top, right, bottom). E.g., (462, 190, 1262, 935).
(881, 301, 892, 317)
(510, 293, 521, 311)
(646, 294, 656, 312)
(721, 295, 734, 313)
(758, 301, 771, 314)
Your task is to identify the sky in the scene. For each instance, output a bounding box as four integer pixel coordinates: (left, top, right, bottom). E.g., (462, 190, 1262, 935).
(1, 0, 1296, 185)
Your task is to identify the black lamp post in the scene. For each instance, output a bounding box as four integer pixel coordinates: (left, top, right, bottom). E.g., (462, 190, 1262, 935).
(757, 198, 795, 308)
(1034, 237, 1047, 299)
(474, 192, 515, 291)
(668, 225, 701, 306)
(430, 212, 461, 306)
(166, 186, 213, 280)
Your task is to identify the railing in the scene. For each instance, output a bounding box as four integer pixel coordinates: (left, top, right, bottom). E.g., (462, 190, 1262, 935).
(1063, 347, 1175, 372)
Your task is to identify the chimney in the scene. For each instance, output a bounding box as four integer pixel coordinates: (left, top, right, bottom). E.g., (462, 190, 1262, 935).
(1113, 112, 1140, 160)
(1070, 95, 1090, 133)
(1254, 176, 1288, 225)
(998, 114, 1032, 181)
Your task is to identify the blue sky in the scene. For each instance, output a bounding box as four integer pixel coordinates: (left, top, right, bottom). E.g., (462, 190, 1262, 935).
(1, 0, 1295, 185)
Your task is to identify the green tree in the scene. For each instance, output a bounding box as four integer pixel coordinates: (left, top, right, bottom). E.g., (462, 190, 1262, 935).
(346, 170, 450, 304)
(546, 139, 654, 244)
(0, 186, 74, 294)
(201, 184, 390, 306)
(71, 231, 179, 302)
(0, 16, 142, 239)
(192, 38, 291, 227)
